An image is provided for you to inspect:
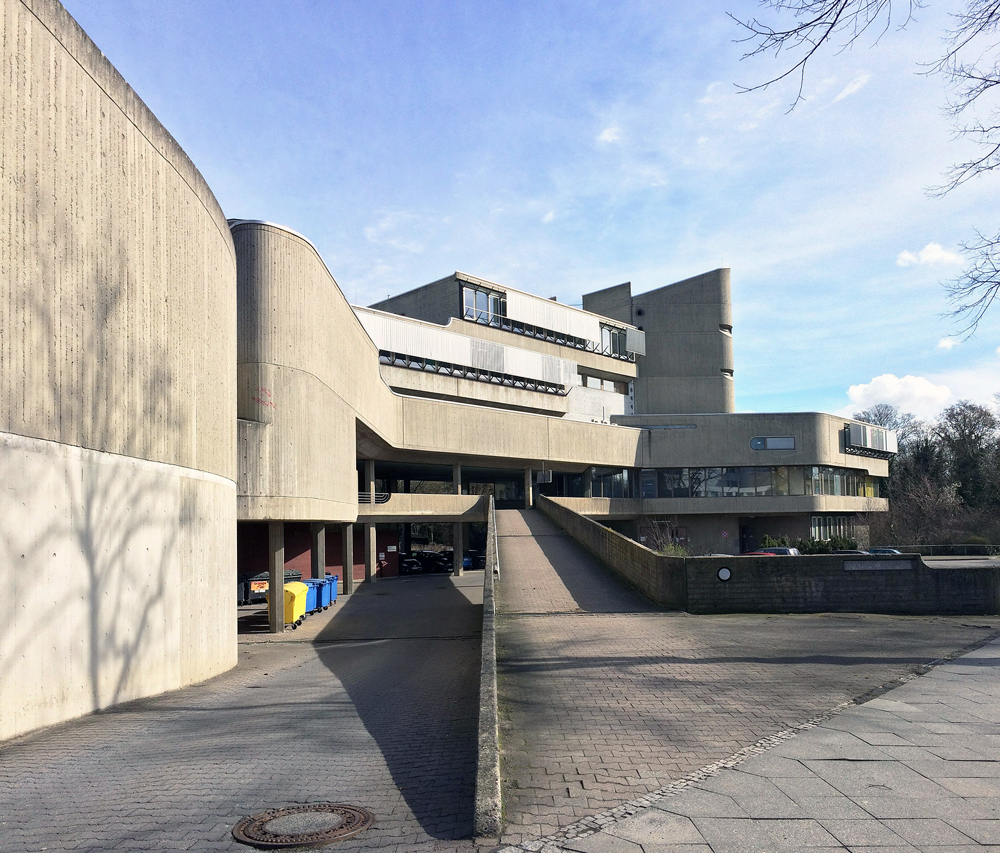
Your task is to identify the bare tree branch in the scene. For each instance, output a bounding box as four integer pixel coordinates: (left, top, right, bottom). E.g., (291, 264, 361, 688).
(731, 1, 919, 107)
(945, 228, 1000, 336)
(732, 0, 1000, 332)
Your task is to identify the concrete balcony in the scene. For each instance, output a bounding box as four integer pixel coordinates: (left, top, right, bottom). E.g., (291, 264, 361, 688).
(357, 493, 488, 523)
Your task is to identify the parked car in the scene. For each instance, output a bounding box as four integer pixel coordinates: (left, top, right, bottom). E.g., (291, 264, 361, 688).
(743, 547, 801, 556)
(867, 547, 903, 555)
(399, 556, 423, 575)
(414, 550, 453, 573)
(464, 549, 486, 569)
(832, 549, 868, 554)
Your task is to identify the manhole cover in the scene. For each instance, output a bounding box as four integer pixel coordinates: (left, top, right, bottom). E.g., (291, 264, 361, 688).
(232, 803, 374, 848)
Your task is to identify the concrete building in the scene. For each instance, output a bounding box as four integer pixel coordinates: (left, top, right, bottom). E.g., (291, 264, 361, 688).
(2, 0, 895, 740)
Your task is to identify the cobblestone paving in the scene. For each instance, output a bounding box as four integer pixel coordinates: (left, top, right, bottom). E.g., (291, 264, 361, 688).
(495, 509, 1000, 847)
(0, 573, 484, 853)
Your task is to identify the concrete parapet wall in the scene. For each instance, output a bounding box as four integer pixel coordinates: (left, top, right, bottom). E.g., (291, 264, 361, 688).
(358, 493, 487, 523)
(541, 498, 1000, 616)
(538, 496, 686, 607)
(475, 496, 501, 838)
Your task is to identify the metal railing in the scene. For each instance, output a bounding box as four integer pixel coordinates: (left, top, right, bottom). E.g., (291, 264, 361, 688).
(357, 492, 390, 504)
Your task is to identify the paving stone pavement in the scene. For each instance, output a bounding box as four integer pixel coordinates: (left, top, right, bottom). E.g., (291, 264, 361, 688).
(495, 509, 1000, 849)
(0, 572, 485, 853)
(501, 635, 1000, 853)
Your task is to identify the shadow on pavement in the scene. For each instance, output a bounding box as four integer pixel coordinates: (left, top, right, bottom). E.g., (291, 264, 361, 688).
(314, 574, 483, 840)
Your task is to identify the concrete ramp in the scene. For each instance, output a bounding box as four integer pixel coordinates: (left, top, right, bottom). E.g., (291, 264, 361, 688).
(495, 509, 656, 614)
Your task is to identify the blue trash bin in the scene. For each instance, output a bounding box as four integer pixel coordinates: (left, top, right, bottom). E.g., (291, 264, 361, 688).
(301, 580, 319, 614)
(315, 578, 332, 609)
(326, 574, 339, 604)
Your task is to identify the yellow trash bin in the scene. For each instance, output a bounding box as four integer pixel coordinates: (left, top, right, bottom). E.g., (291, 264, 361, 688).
(266, 581, 308, 627)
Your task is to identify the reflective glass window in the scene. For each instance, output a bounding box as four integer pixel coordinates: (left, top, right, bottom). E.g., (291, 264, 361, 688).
(640, 470, 657, 499)
(756, 466, 774, 496)
(788, 466, 805, 496)
(722, 467, 740, 497)
(659, 468, 689, 498)
(700, 468, 721, 497)
(773, 466, 789, 496)
(738, 467, 757, 497)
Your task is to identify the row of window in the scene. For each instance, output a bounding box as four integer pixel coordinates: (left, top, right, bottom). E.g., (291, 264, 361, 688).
(378, 350, 567, 395)
(460, 284, 635, 361)
(811, 516, 855, 540)
(584, 466, 883, 500)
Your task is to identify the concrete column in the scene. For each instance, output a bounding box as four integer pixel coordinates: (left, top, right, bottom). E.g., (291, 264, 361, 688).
(341, 522, 354, 595)
(268, 521, 284, 634)
(524, 466, 533, 509)
(365, 459, 375, 499)
(310, 522, 326, 580)
(453, 522, 464, 576)
(452, 461, 462, 494)
(364, 522, 377, 582)
(583, 467, 593, 498)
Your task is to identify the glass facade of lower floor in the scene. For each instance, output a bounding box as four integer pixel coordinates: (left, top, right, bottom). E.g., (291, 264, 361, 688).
(573, 466, 883, 500)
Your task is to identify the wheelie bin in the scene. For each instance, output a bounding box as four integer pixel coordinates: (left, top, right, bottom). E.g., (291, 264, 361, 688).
(313, 577, 332, 610)
(301, 580, 319, 615)
(327, 574, 339, 604)
(266, 581, 308, 628)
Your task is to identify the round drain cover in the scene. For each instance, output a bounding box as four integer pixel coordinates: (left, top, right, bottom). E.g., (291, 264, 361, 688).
(233, 803, 374, 848)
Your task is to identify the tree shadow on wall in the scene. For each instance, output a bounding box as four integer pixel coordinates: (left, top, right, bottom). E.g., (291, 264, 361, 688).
(0, 216, 196, 723)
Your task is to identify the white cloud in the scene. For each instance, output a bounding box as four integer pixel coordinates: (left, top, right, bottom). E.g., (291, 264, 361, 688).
(833, 71, 872, 103)
(542, 210, 555, 224)
(846, 373, 952, 420)
(996, 346, 1000, 357)
(363, 211, 427, 254)
(598, 126, 621, 143)
(937, 337, 959, 350)
(896, 242, 963, 267)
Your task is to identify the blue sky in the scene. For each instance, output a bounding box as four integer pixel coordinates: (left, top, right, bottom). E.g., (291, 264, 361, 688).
(61, 0, 1000, 421)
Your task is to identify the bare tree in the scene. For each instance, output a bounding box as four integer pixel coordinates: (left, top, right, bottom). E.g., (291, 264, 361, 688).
(732, 0, 1000, 332)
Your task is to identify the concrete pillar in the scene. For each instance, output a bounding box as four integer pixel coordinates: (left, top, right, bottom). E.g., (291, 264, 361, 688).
(310, 522, 326, 580)
(365, 459, 375, 499)
(583, 467, 593, 498)
(524, 466, 533, 509)
(453, 522, 464, 576)
(341, 522, 354, 595)
(452, 461, 462, 494)
(268, 521, 284, 634)
(364, 522, 377, 582)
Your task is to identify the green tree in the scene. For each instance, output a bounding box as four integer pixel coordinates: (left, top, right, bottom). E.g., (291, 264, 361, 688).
(935, 400, 1000, 508)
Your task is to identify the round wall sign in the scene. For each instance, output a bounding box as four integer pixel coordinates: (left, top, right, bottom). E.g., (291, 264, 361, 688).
(718, 567, 731, 581)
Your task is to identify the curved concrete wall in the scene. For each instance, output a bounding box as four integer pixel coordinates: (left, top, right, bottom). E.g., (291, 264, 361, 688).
(234, 221, 646, 522)
(1, 0, 237, 740)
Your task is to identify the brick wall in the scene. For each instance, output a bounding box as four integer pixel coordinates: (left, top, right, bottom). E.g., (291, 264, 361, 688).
(686, 555, 1000, 615)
